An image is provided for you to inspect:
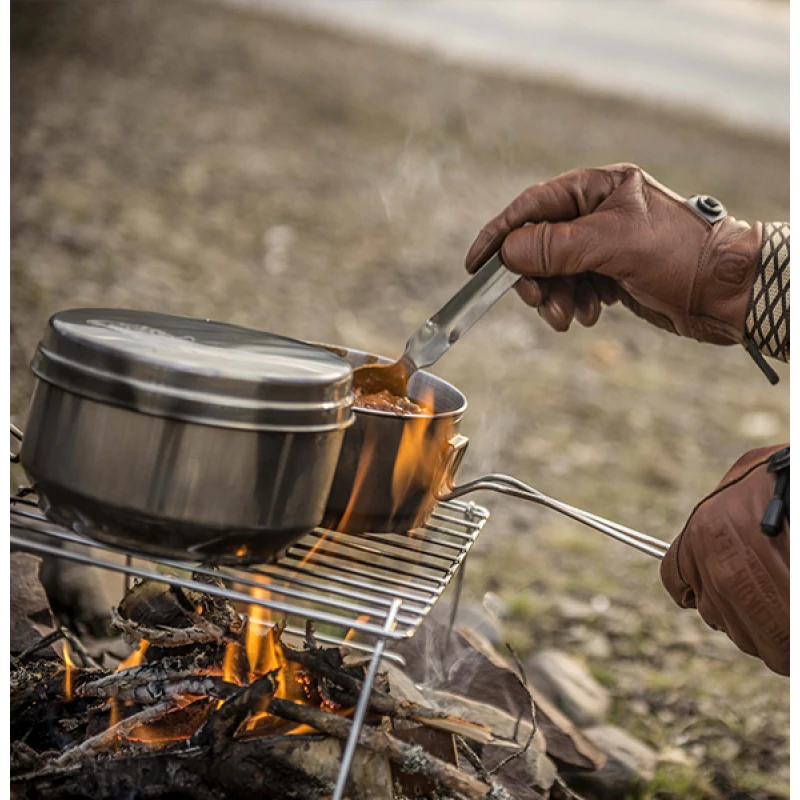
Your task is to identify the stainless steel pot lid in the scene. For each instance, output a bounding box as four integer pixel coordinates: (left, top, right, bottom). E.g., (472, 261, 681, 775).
(31, 309, 354, 432)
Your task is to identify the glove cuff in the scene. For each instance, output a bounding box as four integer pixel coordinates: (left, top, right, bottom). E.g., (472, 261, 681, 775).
(745, 221, 790, 363)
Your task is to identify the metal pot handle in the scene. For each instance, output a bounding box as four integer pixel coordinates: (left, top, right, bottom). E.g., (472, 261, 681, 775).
(440, 470, 668, 560)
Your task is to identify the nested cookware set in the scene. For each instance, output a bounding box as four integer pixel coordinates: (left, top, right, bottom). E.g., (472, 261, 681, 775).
(18, 302, 667, 565)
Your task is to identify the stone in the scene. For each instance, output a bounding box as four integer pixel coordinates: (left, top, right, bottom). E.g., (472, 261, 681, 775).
(556, 598, 597, 621)
(10, 553, 55, 655)
(738, 410, 781, 439)
(568, 724, 658, 799)
(582, 633, 612, 660)
(525, 649, 611, 727)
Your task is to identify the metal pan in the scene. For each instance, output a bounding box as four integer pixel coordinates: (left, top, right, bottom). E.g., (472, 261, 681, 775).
(320, 344, 667, 559)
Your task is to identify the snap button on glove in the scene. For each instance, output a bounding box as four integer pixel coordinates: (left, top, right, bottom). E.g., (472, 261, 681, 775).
(660, 445, 790, 676)
(465, 164, 761, 344)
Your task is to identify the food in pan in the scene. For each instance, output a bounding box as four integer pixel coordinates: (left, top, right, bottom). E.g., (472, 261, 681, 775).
(352, 386, 431, 416)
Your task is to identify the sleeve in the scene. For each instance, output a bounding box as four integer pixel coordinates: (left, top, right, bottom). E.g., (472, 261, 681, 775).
(745, 221, 790, 363)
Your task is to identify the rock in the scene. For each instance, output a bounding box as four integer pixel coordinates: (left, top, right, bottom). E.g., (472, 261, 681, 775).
(427, 689, 556, 792)
(39, 545, 120, 636)
(568, 724, 658, 799)
(738, 410, 781, 439)
(10, 553, 56, 655)
(582, 633, 612, 660)
(525, 649, 611, 727)
(556, 598, 597, 621)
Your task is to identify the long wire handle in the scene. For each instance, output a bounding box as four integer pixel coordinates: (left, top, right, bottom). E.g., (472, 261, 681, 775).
(441, 473, 669, 560)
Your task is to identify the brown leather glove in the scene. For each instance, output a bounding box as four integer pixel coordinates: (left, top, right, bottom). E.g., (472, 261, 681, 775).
(465, 163, 762, 345)
(660, 445, 789, 676)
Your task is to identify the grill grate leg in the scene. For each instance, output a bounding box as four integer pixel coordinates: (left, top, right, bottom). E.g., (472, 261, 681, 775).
(332, 599, 401, 800)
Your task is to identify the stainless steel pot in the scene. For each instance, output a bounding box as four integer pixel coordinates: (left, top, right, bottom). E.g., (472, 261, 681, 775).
(20, 310, 355, 564)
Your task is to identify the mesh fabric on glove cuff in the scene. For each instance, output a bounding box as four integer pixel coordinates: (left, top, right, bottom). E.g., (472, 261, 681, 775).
(745, 222, 790, 363)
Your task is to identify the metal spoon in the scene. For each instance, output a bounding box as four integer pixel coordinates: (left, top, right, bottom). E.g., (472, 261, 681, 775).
(353, 252, 520, 396)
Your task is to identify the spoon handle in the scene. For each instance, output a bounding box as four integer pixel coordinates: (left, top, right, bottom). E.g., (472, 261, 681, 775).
(403, 252, 520, 371)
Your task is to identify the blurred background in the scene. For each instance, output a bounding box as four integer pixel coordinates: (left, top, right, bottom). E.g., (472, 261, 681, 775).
(11, 1, 789, 797)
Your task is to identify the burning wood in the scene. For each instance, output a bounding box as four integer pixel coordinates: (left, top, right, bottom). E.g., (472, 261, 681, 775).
(112, 576, 243, 648)
(12, 574, 536, 800)
(77, 668, 240, 705)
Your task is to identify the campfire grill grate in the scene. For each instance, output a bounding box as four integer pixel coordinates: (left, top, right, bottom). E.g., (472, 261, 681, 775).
(10, 493, 489, 649)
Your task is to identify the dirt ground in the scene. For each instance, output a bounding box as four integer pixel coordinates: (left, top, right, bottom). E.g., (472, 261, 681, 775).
(10, 1, 789, 797)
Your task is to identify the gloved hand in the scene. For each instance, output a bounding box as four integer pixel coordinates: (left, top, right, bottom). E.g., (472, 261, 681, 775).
(465, 163, 761, 344)
(660, 445, 789, 676)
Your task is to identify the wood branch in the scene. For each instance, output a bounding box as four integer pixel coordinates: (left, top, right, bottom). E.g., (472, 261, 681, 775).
(78, 672, 240, 704)
(54, 702, 174, 766)
(190, 671, 277, 752)
(283, 644, 492, 744)
(11, 624, 101, 669)
(110, 606, 239, 648)
(60, 627, 103, 670)
(304, 619, 318, 650)
(268, 697, 509, 800)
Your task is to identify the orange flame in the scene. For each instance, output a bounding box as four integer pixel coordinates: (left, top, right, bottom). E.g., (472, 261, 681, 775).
(343, 614, 371, 643)
(109, 699, 120, 728)
(245, 587, 276, 677)
(222, 642, 241, 685)
(336, 435, 379, 533)
(61, 642, 74, 700)
(117, 640, 149, 672)
(389, 386, 448, 529)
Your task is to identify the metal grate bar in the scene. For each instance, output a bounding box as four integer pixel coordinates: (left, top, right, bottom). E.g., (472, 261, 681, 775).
(10, 496, 489, 643)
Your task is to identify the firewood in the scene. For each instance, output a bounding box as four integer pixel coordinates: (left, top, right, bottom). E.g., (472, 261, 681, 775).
(111, 575, 243, 648)
(190, 671, 278, 753)
(77, 656, 235, 697)
(283, 644, 492, 744)
(110, 606, 239, 648)
(77, 672, 239, 705)
(13, 748, 220, 800)
(54, 702, 174, 766)
(268, 697, 510, 800)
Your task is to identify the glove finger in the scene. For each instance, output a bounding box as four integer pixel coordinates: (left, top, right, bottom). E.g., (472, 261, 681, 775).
(538, 278, 576, 332)
(660, 531, 693, 608)
(589, 274, 621, 306)
(574, 281, 602, 327)
(464, 164, 638, 273)
(515, 277, 546, 308)
(500, 211, 637, 281)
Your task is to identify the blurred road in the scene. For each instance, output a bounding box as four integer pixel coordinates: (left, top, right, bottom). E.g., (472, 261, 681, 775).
(226, 0, 789, 137)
